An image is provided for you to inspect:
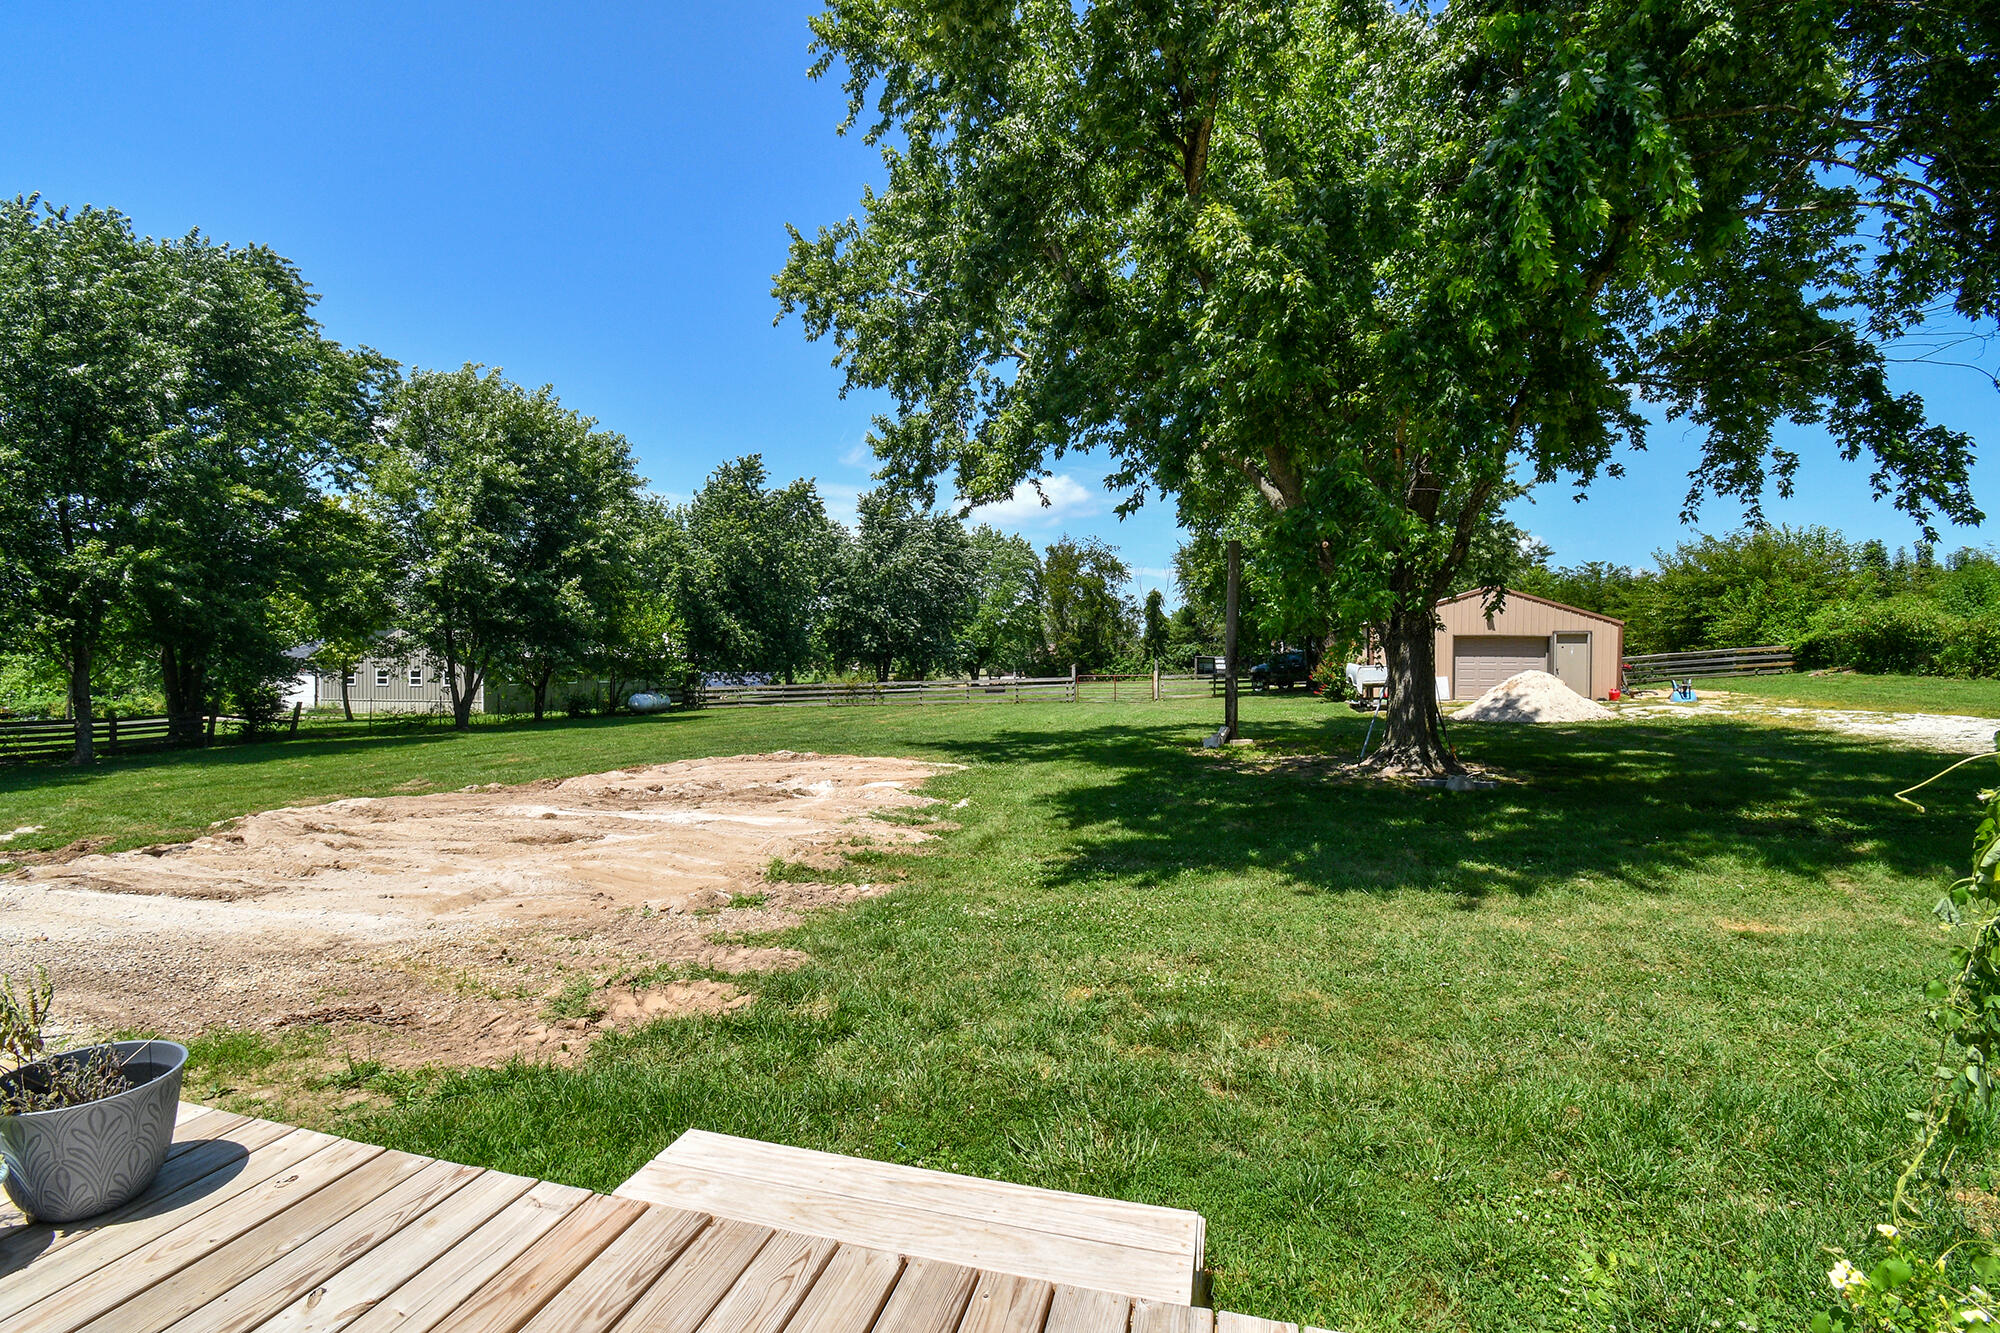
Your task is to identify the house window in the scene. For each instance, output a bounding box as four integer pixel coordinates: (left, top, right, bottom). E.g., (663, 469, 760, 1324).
(375, 667, 390, 688)
(343, 671, 356, 687)
(409, 667, 424, 688)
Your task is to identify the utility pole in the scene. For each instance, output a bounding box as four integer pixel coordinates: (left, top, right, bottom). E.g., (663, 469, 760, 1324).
(1223, 539, 1240, 740)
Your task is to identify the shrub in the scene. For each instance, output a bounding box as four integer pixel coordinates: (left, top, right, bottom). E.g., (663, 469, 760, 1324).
(1798, 597, 1960, 675)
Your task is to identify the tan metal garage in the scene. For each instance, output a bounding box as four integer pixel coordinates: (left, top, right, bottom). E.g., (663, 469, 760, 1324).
(1435, 590, 1625, 701)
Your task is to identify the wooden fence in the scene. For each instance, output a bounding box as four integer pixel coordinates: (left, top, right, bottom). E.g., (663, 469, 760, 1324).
(1621, 645, 1795, 684)
(0, 712, 252, 762)
(699, 672, 1210, 709)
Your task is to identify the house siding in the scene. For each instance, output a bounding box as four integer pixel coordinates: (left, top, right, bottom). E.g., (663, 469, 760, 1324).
(310, 656, 481, 714)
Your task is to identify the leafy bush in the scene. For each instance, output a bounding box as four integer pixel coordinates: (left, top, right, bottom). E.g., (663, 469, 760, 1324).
(1800, 597, 1962, 675)
(1800, 597, 2000, 679)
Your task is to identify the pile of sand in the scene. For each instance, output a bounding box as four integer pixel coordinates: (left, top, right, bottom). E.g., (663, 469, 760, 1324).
(1457, 670, 1616, 723)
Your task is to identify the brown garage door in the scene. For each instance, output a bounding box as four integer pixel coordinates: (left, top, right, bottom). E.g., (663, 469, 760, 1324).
(1452, 635, 1549, 699)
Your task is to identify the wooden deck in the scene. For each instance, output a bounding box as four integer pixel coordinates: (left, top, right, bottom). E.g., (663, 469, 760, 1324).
(614, 1130, 1205, 1305)
(0, 1104, 1330, 1333)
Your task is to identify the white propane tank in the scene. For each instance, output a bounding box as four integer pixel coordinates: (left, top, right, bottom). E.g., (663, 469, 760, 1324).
(627, 692, 671, 713)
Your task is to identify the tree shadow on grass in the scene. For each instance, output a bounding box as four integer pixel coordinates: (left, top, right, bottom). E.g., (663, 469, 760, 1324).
(943, 710, 1982, 899)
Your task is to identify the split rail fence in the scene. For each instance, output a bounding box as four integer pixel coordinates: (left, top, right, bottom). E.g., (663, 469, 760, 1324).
(0, 711, 253, 762)
(700, 672, 1210, 709)
(1621, 645, 1795, 685)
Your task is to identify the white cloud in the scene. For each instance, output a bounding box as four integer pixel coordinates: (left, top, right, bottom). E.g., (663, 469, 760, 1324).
(839, 442, 873, 468)
(818, 480, 863, 530)
(967, 474, 1103, 529)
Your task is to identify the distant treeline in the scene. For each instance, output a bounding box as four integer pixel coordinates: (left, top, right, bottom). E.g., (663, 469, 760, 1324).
(0, 200, 1174, 759)
(1512, 527, 2000, 675)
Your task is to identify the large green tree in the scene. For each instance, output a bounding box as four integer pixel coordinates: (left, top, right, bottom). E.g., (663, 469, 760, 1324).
(672, 456, 839, 684)
(1041, 536, 1136, 671)
(961, 524, 1046, 677)
(368, 364, 641, 729)
(822, 489, 976, 680)
(777, 0, 1991, 772)
(0, 199, 383, 761)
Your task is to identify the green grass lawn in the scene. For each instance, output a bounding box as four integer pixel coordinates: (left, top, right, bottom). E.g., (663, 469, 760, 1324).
(1694, 670, 2000, 717)
(4, 698, 1994, 1331)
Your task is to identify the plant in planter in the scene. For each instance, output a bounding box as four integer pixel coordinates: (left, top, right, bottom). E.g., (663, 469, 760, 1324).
(0, 968, 187, 1223)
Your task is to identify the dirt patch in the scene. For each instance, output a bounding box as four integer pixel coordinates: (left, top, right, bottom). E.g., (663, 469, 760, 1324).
(0, 752, 948, 1067)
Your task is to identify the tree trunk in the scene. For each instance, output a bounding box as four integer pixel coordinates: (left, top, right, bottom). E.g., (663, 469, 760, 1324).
(531, 666, 552, 722)
(159, 644, 209, 747)
(1372, 605, 1459, 775)
(67, 640, 94, 766)
(451, 661, 481, 730)
(340, 669, 353, 722)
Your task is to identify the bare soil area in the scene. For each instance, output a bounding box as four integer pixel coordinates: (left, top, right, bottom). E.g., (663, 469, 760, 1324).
(0, 752, 948, 1068)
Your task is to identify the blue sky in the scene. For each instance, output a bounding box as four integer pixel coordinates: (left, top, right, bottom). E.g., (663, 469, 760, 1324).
(3, 3, 1992, 604)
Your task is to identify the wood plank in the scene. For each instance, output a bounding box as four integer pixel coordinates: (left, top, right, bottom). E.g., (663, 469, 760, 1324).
(171, 1104, 248, 1140)
(605, 1217, 773, 1333)
(616, 1162, 1193, 1308)
(1130, 1302, 1214, 1333)
(342, 1180, 591, 1333)
(958, 1270, 1055, 1333)
(692, 1228, 836, 1333)
(153, 1158, 478, 1333)
(0, 1116, 296, 1276)
(0, 1124, 334, 1321)
(512, 1205, 708, 1333)
(616, 1132, 1199, 1303)
(628, 1132, 1202, 1255)
(1213, 1314, 1298, 1333)
(80, 1149, 432, 1333)
(255, 1169, 536, 1333)
(426, 1193, 648, 1333)
(2, 1136, 380, 1333)
(1045, 1285, 1130, 1333)
(763, 1243, 902, 1333)
(866, 1257, 978, 1333)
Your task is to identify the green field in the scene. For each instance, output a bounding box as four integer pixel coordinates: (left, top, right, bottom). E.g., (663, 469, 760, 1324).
(1693, 670, 2000, 717)
(4, 698, 1994, 1331)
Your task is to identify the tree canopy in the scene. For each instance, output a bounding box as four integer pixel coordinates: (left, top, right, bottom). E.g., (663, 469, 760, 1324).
(777, 0, 1993, 770)
(368, 364, 643, 729)
(0, 198, 386, 759)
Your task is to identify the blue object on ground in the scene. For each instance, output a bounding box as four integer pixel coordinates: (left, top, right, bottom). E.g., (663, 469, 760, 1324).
(1669, 678, 1697, 703)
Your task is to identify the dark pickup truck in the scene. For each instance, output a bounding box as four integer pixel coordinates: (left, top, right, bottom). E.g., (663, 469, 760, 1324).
(1248, 651, 1311, 691)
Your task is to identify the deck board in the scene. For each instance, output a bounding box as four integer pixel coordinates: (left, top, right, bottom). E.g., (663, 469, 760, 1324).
(607, 1217, 774, 1333)
(513, 1205, 708, 1333)
(256, 1169, 538, 1333)
(82, 1149, 432, 1333)
(1, 1104, 1305, 1333)
(0, 1128, 352, 1326)
(342, 1180, 591, 1333)
(426, 1193, 648, 1333)
(616, 1130, 1202, 1305)
(778, 1244, 905, 1333)
(0, 1115, 295, 1279)
(869, 1257, 981, 1333)
(959, 1271, 1056, 1333)
(156, 1158, 479, 1333)
(693, 1228, 838, 1333)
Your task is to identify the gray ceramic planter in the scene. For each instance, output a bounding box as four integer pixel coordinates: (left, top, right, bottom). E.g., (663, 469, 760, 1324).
(0, 1039, 187, 1223)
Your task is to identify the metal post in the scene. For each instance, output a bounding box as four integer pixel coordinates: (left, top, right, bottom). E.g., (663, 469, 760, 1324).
(1224, 539, 1241, 740)
(1152, 662, 1160, 702)
(1070, 663, 1079, 703)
